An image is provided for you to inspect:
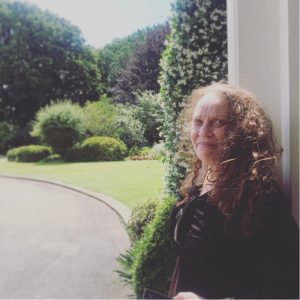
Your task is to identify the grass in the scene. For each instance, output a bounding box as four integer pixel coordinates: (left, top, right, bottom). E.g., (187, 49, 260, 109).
(0, 158, 165, 208)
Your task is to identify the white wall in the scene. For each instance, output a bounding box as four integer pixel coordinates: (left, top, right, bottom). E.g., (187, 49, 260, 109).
(227, 0, 299, 224)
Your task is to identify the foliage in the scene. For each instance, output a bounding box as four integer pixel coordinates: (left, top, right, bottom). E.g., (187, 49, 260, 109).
(0, 121, 15, 153)
(159, 0, 227, 196)
(127, 144, 167, 161)
(149, 142, 167, 162)
(6, 144, 51, 162)
(65, 136, 127, 162)
(0, 0, 101, 131)
(128, 146, 142, 157)
(132, 91, 164, 145)
(31, 101, 86, 156)
(132, 195, 176, 297)
(126, 198, 160, 243)
(83, 96, 118, 137)
(128, 146, 156, 161)
(116, 246, 139, 290)
(84, 96, 156, 149)
(117, 196, 176, 298)
(114, 105, 146, 149)
(111, 23, 170, 104)
(98, 28, 149, 94)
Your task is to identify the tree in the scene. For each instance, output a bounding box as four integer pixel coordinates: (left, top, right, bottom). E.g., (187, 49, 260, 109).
(159, 0, 227, 195)
(111, 23, 170, 104)
(97, 29, 149, 95)
(0, 0, 101, 130)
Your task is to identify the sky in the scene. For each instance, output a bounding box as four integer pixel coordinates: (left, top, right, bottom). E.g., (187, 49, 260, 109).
(19, 0, 174, 48)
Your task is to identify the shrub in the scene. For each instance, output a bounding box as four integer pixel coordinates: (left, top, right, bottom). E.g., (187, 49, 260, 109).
(6, 145, 51, 162)
(132, 195, 177, 297)
(65, 136, 127, 162)
(128, 146, 142, 157)
(31, 101, 86, 156)
(114, 105, 146, 149)
(126, 198, 160, 243)
(6, 148, 19, 161)
(83, 96, 118, 137)
(149, 143, 167, 162)
(117, 196, 177, 298)
(64, 144, 82, 162)
(133, 91, 164, 146)
(128, 146, 156, 160)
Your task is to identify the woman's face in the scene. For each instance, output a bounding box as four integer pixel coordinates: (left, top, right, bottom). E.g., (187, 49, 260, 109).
(191, 92, 229, 168)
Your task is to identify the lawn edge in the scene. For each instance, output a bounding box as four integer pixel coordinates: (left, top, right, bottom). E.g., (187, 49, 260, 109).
(0, 174, 131, 226)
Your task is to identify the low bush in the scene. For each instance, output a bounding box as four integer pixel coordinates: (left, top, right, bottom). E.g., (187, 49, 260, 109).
(6, 148, 19, 161)
(65, 136, 127, 162)
(64, 144, 82, 162)
(128, 146, 142, 157)
(128, 146, 155, 160)
(117, 196, 177, 298)
(149, 142, 167, 161)
(31, 101, 86, 156)
(126, 198, 160, 243)
(7, 145, 52, 162)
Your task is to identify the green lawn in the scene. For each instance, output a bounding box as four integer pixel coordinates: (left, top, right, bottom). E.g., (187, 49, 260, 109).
(0, 158, 165, 208)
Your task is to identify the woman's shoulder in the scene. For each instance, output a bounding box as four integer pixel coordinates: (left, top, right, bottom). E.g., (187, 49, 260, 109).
(256, 183, 298, 235)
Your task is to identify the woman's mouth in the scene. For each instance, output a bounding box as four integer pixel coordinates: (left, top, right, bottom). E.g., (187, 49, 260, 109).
(198, 142, 216, 148)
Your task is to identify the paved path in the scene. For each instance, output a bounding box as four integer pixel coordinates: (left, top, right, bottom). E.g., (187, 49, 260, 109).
(0, 177, 132, 299)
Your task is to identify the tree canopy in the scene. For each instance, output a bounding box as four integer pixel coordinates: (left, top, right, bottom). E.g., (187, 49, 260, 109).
(97, 28, 149, 95)
(111, 23, 170, 104)
(0, 0, 101, 128)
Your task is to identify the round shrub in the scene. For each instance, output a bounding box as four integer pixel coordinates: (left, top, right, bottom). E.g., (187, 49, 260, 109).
(126, 198, 160, 243)
(6, 148, 19, 161)
(65, 136, 127, 162)
(31, 101, 86, 156)
(116, 196, 177, 297)
(6, 145, 51, 162)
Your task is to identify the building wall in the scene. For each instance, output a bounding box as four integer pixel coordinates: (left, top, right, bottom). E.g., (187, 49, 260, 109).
(227, 0, 299, 224)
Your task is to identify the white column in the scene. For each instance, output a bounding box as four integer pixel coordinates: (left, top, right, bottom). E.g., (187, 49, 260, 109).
(227, 0, 299, 224)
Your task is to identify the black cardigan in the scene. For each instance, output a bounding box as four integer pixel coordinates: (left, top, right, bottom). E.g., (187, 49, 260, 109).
(170, 187, 299, 299)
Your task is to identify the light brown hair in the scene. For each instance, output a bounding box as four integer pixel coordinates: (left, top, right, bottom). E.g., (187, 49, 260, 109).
(179, 82, 282, 235)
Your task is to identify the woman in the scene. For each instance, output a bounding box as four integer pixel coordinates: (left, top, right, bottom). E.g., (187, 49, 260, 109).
(169, 83, 299, 299)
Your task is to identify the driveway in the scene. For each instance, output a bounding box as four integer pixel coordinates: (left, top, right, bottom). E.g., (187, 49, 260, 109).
(0, 177, 132, 299)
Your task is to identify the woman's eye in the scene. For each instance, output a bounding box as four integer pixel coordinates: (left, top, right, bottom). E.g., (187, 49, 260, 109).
(194, 119, 203, 125)
(214, 120, 226, 127)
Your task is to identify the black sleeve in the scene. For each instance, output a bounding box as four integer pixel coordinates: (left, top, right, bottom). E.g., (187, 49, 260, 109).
(257, 190, 299, 299)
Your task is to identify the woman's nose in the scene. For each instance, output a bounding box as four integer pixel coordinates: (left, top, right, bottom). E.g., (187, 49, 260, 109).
(200, 122, 213, 137)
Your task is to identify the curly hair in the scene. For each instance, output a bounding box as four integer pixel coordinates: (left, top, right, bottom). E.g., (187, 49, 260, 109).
(179, 82, 282, 236)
